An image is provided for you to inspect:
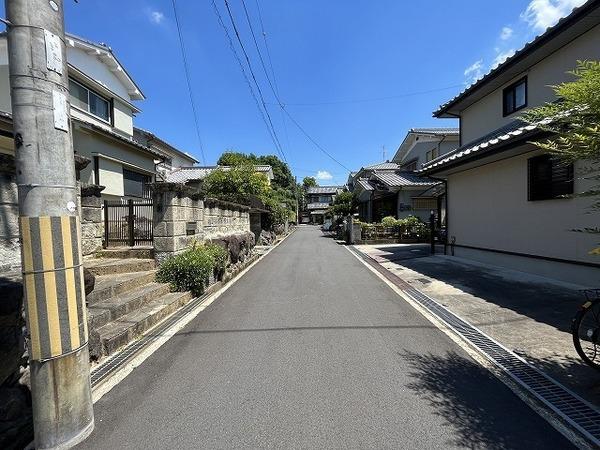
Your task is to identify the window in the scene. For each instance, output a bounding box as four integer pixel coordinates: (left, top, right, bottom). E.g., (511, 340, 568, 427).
(412, 197, 437, 211)
(528, 154, 573, 201)
(68, 79, 111, 122)
(426, 148, 439, 162)
(503, 77, 527, 116)
(123, 168, 151, 198)
(319, 195, 332, 203)
(402, 160, 418, 171)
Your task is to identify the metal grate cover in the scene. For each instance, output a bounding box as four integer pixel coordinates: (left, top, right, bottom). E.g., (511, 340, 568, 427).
(90, 293, 207, 388)
(350, 246, 600, 447)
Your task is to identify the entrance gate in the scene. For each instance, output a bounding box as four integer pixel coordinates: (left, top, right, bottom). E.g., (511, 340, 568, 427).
(103, 199, 153, 247)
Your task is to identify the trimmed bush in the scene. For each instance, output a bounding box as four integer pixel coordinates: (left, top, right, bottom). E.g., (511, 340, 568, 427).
(156, 246, 214, 296)
(381, 216, 398, 228)
(204, 243, 229, 280)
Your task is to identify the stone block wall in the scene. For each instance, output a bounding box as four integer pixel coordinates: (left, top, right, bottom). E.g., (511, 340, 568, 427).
(0, 154, 21, 273)
(79, 185, 104, 256)
(152, 184, 251, 264)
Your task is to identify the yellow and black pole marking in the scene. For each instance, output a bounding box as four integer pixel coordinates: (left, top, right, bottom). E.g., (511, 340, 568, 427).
(20, 215, 88, 361)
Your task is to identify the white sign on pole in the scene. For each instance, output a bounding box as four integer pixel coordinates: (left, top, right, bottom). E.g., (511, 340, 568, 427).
(44, 30, 63, 74)
(52, 91, 69, 132)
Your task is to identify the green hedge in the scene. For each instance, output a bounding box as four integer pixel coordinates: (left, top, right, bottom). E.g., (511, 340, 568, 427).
(156, 243, 230, 296)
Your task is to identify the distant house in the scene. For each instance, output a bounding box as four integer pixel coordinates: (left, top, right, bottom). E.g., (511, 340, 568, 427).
(133, 127, 199, 180)
(349, 160, 440, 223)
(419, 0, 600, 285)
(391, 128, 459, 170)
(304, 186, 343, 224)
(165, 165, 274, 186)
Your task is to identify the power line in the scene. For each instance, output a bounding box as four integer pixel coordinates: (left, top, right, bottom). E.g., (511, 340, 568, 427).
(171, 0, 206, 165)
(238, 0, 351, 174)
(270, 84, 466, 106)
(221, 0, 287, 163)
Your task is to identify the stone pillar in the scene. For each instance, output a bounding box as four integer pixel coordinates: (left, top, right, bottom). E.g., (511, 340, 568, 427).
(152, 183, 204, 264)
(0, 154, 21, 273)
(80, 185, 105, 256)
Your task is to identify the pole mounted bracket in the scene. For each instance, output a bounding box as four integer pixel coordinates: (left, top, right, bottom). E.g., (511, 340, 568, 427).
(0, 17, 13, 27)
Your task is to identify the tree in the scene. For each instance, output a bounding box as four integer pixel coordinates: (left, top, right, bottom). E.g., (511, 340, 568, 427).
(329, 191, 358, 217)
(201, 165, 269, 205)
(302, 176, 317, 189)
(217, 151, 257, 167)
(523, 60, 600, 254)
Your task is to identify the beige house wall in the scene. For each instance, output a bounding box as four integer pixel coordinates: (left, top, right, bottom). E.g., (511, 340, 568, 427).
(461, 24, 600, 143)
(447, 147, 599, 267)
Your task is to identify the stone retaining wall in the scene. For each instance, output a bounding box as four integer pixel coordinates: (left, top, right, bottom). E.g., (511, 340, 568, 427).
(153, 184, 251, 263)
(0, 154, 20, 272)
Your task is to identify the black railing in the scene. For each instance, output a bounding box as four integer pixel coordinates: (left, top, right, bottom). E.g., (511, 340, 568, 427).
(104, 199, 153, 247)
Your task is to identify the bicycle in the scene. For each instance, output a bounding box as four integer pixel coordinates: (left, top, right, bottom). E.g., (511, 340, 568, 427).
(572, 289, 600, 370)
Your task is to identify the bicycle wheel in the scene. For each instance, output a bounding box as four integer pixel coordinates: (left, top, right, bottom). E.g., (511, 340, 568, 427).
(572, 300, 600, 370)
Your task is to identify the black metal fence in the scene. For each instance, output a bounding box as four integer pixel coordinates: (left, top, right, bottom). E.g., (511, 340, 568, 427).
(104, 199, 153, 247)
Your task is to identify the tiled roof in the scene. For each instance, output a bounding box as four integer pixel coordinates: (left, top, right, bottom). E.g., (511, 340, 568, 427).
(306, 202, 330, 210)
(306, 186, 342, 194)
(434, 0, 598, 117)
(372, 171, 439, 188)
(355, 178, 374, 191)
(419, 119, 543, 173)
(362, 161, 400, 170)
(165, 166, 218, 183)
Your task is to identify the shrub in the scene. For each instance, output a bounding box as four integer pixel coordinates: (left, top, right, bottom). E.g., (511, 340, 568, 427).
(156, 246, 214, 296)
(204, 243, 229, 279)
(381, 216, 398, 228)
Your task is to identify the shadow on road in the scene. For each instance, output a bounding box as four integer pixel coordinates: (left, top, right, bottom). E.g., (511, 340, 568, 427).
(376, 250, 581, 335)
(400, 350, 575, 449)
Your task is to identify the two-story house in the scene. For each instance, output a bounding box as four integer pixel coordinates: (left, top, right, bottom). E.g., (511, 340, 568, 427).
(392, 128, 459, 170)
(419, 0, 600, 285)
(0, 33, 164, 201)
(348, 156, 443, 222)
(304, 186, 343, 224)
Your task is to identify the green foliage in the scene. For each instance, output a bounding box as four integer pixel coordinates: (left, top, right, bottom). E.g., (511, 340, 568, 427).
(329, 191, 357, 217)
(156, 243, 231, 296)
(208, 151, 297, 229)
(302, 176, 318, 189)
(201, 165, 270, 205)
(204, 243, 229, 278)
(156, 246, 214, 296)
(381, 216, 398, 228)
(522, 61, 600, 164)
(522, 61, 600, 252)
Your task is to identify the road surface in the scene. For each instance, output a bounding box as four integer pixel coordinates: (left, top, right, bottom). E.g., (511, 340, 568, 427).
(78, 226, 573, 449)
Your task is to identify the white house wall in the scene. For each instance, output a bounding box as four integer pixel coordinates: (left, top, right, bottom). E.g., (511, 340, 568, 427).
(0, 64, 9, 113)
(98, 157, 124, 197)
(113, 100, 133, 136)
(67, 46, 130, 100)
(460, 24, 600, 144)
(447, 148, 598, 267)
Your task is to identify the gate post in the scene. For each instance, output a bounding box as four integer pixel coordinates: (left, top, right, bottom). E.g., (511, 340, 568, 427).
(128, 199, 135, 247)
(103, 200, 109, 248)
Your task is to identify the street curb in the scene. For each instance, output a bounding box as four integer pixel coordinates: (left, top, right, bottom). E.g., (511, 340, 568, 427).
(346, 244, 595, 450)
(90, 228, 296, 403)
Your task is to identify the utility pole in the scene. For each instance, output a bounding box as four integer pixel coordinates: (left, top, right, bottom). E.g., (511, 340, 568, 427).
(5, 1, 94, 448)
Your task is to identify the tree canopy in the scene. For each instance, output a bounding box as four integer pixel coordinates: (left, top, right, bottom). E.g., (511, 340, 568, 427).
(302, 176, 317, 189)
(329, 191, 357, 217)
(206, 151, 297, 228)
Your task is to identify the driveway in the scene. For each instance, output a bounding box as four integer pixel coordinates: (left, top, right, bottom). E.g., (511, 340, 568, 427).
(78, 227, 572, 449)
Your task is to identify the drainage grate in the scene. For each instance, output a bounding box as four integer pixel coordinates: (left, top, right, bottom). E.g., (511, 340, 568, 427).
(350, 246, 600, 447)
(90, 293, 207, 388)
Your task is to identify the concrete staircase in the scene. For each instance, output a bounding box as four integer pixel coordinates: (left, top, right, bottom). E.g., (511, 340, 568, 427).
(85, 257, 193, 359)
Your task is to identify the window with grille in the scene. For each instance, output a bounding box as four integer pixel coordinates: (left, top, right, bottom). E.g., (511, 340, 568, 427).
(527, 154, 573, 201)
(412, 197, 437, 210)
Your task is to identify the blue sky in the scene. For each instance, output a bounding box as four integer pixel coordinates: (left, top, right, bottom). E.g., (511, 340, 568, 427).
(2, 0, 586, 185)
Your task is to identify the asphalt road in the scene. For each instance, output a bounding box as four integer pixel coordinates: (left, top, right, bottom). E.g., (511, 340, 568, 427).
(78, 226, 573, 449)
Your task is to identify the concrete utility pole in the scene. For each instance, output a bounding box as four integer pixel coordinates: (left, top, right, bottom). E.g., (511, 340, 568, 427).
(5, 0, 94, 448)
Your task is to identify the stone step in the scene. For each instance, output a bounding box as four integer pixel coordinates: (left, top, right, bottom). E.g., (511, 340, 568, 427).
(86, 270, 157, 305)
(96, 291, 194, 356)
(88, 282, 171, 329)
(95, 247, 154, 260)
(85, 258, 156, 276)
